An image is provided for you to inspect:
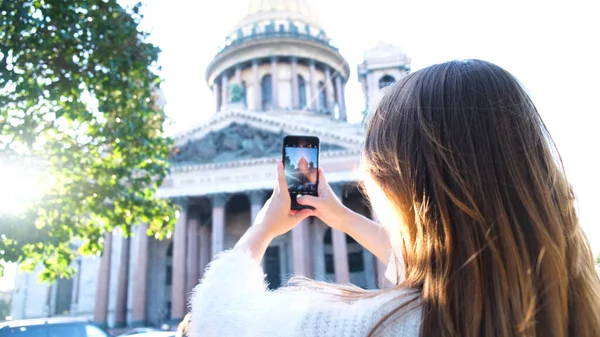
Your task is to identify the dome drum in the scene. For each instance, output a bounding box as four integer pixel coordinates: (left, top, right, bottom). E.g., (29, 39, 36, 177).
(205, 37, 350, 87)
(209, 55, 347, 120)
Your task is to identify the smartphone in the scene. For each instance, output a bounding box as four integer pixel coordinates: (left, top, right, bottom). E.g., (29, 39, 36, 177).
(282, 135, 320, 210)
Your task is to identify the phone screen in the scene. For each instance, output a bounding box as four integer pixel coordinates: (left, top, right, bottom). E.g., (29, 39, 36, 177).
(282, 136, 320, 210)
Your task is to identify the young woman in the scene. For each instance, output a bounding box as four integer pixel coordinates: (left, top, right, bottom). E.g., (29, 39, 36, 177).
(187, 60, 600, 337)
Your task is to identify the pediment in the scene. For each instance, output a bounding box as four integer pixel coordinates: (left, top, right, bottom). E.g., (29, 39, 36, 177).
(170, 122, 347, 166)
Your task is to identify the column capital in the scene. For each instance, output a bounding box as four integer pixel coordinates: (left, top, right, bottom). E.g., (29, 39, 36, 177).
(171, 197, 188, 209)
(335, 73, 343, 83)
(270, 55, 278, 63)
(235, 64, 242, 70)
(290, 56, 298, 63)
(252, 58, 260, 66)
(308, 59, 316, 66)
(211, 193, 229, 208)
(247, 190, 266, 206)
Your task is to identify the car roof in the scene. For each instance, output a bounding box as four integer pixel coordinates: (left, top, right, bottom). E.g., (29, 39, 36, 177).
(134, 332, 176, 337)
(0, 317, 91, 329)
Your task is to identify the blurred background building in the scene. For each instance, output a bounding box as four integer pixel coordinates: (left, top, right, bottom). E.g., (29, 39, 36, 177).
(10, 0, 410, 329)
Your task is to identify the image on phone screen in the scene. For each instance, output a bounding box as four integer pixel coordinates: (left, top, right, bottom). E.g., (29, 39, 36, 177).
(282, 136, 319, 210)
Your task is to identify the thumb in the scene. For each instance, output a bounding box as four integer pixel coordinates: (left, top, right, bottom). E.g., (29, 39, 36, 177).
(292, 208, 313, 222)
(296, 194, 320, 207)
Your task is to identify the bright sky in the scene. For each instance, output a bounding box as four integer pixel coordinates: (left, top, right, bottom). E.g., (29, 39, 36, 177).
(2, 0, 599, 291)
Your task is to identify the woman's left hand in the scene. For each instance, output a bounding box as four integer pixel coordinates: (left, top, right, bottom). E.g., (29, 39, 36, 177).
(253, 160, 314, 238)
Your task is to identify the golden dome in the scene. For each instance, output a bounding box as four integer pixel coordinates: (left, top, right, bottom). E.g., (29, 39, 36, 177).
(234, 0, 323, 31)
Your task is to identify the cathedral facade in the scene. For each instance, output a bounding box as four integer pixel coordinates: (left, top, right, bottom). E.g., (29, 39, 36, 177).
(10, 0, 411, 329)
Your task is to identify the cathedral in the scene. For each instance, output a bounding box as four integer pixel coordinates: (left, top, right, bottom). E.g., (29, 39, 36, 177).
(10, 0, 411, 329)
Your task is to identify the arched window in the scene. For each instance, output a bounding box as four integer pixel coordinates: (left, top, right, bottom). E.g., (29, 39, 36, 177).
(241, 81, 247, 107)
(378, 75, 396, 89)
(298, 75, 306, 109)
(261, 74, 272, 111)
(318, 81, 327, 112)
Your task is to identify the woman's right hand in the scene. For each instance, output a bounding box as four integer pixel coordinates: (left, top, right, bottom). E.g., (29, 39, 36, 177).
(295, 168, 350, 231)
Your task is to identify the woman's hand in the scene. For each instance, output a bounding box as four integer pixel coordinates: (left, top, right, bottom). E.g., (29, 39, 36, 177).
(235, 161, 313, 263)
(295, 168, 350, 231)
(253, 160, 314, 237)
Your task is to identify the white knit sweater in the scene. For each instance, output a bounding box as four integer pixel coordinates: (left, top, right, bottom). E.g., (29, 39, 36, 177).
(188, 250, 422, 337)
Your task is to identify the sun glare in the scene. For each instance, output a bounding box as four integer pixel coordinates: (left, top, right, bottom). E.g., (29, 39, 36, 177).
(0, 160, 46, 215)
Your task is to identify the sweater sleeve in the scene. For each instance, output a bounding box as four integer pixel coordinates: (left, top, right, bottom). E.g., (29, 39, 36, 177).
(187, 249, 421, 337)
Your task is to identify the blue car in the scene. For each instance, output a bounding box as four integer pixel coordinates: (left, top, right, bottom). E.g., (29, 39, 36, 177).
(0, 317, 111, 337)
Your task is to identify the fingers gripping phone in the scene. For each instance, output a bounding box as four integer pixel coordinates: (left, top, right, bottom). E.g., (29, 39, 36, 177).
(282, 135, 320, 210)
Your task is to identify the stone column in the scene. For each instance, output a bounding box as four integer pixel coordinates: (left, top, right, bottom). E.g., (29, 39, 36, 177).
(290, 56, 299, 109)
(331, 184, 350, 283)
(340, 82, 347, 120)
(252, 59, 260, 110)
(324, 66, 334, 111)
(211, 194, 228, 256)
(45, 284, 53, 316)
(359, 75, 368, 107)
(362, 248, 377, 289)
(248, 190, 265, 225)
(270, 56, 278, 109)
(213, 82, 220, 112)
(131, 223, 149, 327)
(198, 224, 211, 278)
(335, 74, 346, 120)
(221, 72, 229, 108)
(93, 232, 113, 328)
(186, 217, 200, 295)
(71, 259, 82, 313)
(309, 59, 318, 111)
(292, 218, 313, 277)
(235, 65, 242, 83)
(170, 198, 188, 322)
(114, 232, 131, 328)
(312, 219, 327, 280)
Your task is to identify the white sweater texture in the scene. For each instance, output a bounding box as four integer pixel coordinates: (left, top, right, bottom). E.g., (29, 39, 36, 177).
(188, 249, 422, 337)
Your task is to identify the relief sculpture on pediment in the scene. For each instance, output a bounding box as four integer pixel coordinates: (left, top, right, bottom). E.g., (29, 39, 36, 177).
(170, 122, 346, 166)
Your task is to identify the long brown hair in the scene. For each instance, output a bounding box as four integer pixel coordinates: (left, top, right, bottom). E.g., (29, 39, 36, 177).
(361, 59, 600, 337)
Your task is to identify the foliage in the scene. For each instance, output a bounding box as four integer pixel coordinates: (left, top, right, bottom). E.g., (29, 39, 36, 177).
(0, 0, 177, 282)
(228, 82, 244, 103)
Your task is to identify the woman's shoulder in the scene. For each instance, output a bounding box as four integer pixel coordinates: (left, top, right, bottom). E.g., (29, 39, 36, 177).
(268, 276, 421, 337)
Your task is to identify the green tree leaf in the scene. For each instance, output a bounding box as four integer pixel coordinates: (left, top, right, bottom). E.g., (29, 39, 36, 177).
(0, 0, 177, 282)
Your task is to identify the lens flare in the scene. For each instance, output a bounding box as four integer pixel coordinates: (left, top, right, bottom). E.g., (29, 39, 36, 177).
(0, 159, 47, 215)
